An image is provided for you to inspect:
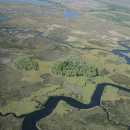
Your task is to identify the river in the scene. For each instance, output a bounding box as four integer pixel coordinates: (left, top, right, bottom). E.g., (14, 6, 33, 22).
(20, 83, 130, 130)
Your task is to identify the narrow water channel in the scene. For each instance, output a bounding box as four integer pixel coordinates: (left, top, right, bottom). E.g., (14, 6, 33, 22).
(20, 83, 130, 130)
(0, 83, 130, 130)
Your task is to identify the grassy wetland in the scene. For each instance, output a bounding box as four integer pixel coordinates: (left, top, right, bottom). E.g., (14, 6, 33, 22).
(0, 0, 130, 130)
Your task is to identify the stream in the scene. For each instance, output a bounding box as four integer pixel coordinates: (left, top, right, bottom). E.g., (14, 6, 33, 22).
(0, 83, 130, 130)
(20, 83, 130, 130)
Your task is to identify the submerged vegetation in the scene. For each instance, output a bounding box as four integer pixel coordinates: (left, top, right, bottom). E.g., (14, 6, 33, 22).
(50, 56, 98, 77)
(13, 57, 38, 70)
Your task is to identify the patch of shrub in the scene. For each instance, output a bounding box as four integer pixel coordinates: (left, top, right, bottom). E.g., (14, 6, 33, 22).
(100, 69, 109, 76)
(13, 56, 38, 70)
(50, 56, 98, 77)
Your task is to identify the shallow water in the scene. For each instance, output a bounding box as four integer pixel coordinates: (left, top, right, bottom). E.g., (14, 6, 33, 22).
(0, 16, 8, 21)
(0, 0, 82, 19)
(62, 0, 73, 2)
(1, 9, 81, 19)
(1, 10, 15, 13)
(0, 28, 130, 64)
(63, 10, 81, 18)
(112, 40, 130, 64)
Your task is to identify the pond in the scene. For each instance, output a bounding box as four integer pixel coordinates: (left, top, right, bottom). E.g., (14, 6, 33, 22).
(63, 10, 81, 18)
(0, 16, 8, 21)
(62, 0, 73, 2)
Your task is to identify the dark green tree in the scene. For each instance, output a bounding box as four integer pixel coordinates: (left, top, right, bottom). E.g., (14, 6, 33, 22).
(13, 56, 38, 70)
(50, 56, 98, 77)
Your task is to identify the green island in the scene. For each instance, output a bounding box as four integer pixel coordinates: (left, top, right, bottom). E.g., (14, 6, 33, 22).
(50, 56, 98, 77)
(13, 56, 38, 70)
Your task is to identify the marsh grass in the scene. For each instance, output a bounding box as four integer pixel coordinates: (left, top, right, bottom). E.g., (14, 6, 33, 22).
(11, 58, 51, 83)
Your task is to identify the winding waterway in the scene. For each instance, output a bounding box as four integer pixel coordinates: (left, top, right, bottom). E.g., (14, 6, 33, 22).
(20, 83, 130, 130)
(0, 83, 130, 130)
(0, 28, 130, 64)
(112, 40, 130, 64)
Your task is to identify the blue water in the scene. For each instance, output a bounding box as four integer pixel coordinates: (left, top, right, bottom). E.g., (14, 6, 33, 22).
(112, 40, 130, 64)
(11, 30, 16, 33)
(0, 9, 81, 19)
(0, 0, 52, 6)
(0, 28, 130, 65)
(1, 83, 130, 130)
(1, 10, 24, 15)
(62, 0, 73, 2)
(63, 10, 81, 18)
(0, 0, 82, 19)
(0, 16, 8, 21)
(1, 10, 15, 13)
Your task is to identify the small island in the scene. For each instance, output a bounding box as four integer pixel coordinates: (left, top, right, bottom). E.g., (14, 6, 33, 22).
(13, 56, 38, 70)
(50, 56, 98, 77)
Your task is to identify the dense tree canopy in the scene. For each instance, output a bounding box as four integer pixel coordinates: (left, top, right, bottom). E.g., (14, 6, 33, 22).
(50, 57, 98, 77)
(13, 56, 38, 70)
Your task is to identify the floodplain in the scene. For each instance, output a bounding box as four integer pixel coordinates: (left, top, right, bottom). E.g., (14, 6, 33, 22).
(0, 0, 130, 130)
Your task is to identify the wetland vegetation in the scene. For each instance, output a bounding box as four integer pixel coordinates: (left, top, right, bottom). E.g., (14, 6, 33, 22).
(50, 56, 98, 77)
(89, 3, 130, 27)
(0, 0, 130, 130)
(13, 56, 38, 70)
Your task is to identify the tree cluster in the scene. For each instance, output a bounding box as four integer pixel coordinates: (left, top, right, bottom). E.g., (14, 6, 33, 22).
(50, 57, 98, 77)
(13, 56, 38, 70)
